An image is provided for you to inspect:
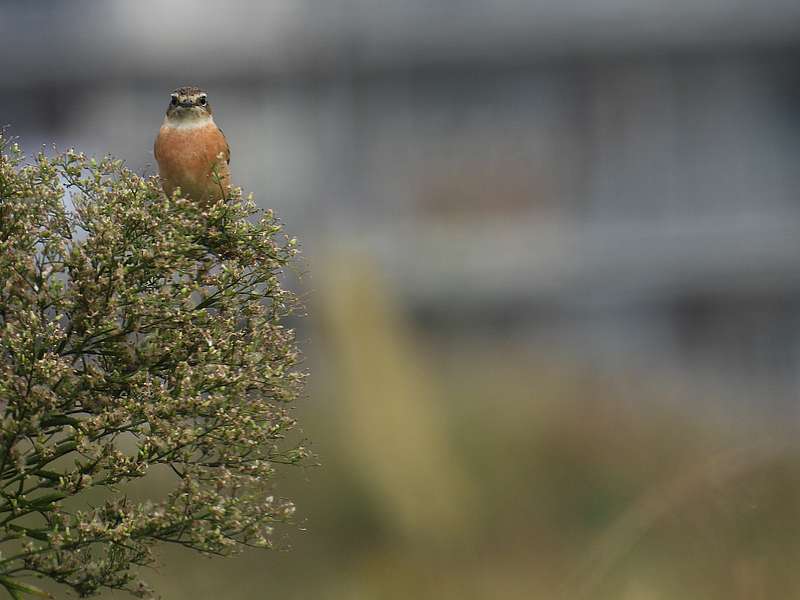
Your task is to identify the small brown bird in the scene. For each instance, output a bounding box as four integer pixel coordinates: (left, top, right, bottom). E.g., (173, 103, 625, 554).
(154, 86, 231, 204)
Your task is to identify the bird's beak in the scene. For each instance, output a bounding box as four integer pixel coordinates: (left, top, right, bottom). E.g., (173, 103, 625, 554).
(178, 101, 195, 108)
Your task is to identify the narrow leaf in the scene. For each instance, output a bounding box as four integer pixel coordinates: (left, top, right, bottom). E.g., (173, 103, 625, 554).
(0, 576, 53, 599)
(23, 493, 67, 508)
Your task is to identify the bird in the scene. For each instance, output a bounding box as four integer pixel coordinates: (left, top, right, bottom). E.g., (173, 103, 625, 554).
(154, 86, 231, 205)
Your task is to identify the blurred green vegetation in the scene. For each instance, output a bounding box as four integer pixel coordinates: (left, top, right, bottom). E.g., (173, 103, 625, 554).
(96, 260, 800, 600)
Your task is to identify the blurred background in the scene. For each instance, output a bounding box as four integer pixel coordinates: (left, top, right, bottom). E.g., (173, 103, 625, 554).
(4, 1, 800, 598)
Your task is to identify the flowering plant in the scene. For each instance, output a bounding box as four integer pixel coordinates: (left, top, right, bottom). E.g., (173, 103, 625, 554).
(0, 135, 307, 598)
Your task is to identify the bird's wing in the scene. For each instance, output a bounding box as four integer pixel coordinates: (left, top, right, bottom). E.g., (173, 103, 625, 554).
(220, 128, 231, 164)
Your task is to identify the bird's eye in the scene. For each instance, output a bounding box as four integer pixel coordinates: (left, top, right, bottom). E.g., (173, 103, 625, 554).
(198, 96, 207, 106)
(170, 96, 178, 106)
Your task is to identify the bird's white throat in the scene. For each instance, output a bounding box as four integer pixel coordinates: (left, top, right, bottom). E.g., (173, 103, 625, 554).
(164, 112, 214, 130)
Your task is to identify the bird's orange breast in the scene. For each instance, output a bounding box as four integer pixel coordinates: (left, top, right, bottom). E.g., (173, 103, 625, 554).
(154, 122, 230, 203)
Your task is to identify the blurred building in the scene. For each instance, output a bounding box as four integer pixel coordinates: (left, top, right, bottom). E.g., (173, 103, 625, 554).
(3, 1, 800, 411)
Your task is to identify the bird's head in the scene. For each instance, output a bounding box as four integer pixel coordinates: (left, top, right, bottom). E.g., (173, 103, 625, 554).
(165, 86, 213, 123)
